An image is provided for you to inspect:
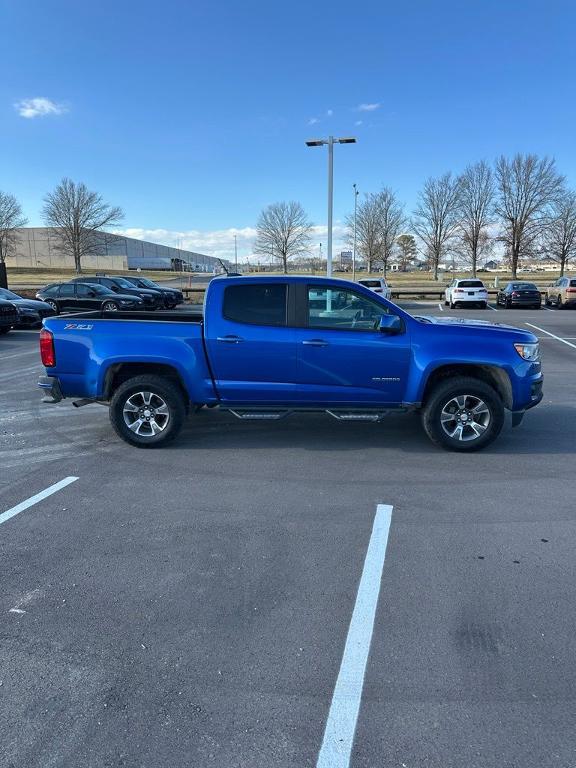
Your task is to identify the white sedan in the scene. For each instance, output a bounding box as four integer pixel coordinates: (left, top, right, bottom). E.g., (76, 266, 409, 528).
(445, 279, 488, 309)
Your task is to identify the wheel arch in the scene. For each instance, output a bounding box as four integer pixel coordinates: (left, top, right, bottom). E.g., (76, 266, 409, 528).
(421, 363, 513, 410)
(103, 362, 189, 403)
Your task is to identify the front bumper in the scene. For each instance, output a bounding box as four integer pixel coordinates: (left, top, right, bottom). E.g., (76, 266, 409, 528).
(38, 375, 63, 403)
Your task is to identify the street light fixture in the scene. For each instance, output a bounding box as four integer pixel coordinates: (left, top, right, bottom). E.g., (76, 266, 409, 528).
(306, 136, 357, 277)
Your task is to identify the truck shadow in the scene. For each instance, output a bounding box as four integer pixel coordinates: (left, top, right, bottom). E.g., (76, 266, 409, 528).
(173, 404, 574, 456)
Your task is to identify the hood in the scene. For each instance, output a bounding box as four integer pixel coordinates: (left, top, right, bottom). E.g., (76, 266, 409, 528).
(10, 298, 53, 311)
(414, 315, 525, 332)
(112, 293, 144, 302)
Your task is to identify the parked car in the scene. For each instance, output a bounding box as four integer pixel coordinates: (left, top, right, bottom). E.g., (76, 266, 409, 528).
(38, 275, 543, 453)
(121, 276, 183, 308)
(69, 276, 163, 309)
(36, 282, 145, 313)
(0, 287, 56, 328)
(445, 279, 488, 308)
(496, 282, 542, 309)
(358, 278, 392, 300)
(544, 277, 576, 308)
(0, 298, 18, 334)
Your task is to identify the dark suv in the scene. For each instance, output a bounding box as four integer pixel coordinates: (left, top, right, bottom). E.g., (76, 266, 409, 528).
(120, 276, 183, 308)
(70, 276, 163, 309)
(36, 283, 144, 313)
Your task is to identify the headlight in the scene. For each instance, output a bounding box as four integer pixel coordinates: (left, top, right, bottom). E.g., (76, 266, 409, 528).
(514, 342, 539, 361)
(18, 307, 36, 314)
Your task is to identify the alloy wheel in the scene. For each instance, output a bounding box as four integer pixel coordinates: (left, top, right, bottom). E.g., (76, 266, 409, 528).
(122, 391, 170, 436)
(440, 394, 491, 442)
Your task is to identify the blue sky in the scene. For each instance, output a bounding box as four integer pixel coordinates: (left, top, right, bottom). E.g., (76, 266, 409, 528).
(2, 0, 575, 260)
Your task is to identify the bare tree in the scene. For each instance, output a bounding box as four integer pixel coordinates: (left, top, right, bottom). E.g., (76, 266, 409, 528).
(345, 189, 405, 274)
(0, 191, 28, 263)
(412, 172, 461, 280)
(456, 161, 494, 276)
(542, 191, 576, 276)
(42, 178, 124, 273)
(494, 154, 565, 278)
(253, 201, 313, 273)
(395, 233, 417, 271)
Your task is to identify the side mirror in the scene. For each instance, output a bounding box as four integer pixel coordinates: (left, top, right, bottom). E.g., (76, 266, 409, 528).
(112, 286, 120, 292)
(378, 314, 402, 334)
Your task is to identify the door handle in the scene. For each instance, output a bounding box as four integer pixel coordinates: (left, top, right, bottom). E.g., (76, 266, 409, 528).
(302, 339, 329, 347)
(217, 335, 244, 343)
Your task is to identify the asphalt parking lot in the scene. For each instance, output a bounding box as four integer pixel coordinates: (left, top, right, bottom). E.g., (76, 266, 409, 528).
(1, 303, 575, 768)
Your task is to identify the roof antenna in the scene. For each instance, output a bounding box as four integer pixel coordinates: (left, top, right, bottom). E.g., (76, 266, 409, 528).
(217, 258, 229, 275)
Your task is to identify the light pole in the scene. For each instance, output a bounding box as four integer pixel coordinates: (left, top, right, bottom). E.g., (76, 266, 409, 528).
(352, 183, 359, 281)
(234, 234, 238, 271)
(306, 136, 356, 277)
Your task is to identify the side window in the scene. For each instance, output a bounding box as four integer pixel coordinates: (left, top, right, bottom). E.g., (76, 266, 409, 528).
(307, 286, 389, 331)
(59, 284, 75, 297)
(223, 284, 287, 326)
(76, 284, 93, 297)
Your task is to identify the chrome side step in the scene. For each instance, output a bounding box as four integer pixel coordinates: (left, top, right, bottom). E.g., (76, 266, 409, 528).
(326, 410, 389, 422)
(228, 409, 294, 420)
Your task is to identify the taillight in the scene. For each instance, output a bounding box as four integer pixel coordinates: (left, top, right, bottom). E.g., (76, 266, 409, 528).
(512, 291, 520, 297)
(567, 288, 576, 293)
(39, 328, 55, 367)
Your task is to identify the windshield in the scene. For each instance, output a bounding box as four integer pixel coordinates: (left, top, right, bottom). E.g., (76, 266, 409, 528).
(111, 277, 134, 289)
(360, 280, 383, 287)
(0, 288, 21, 300)
(139, 278, 157, 288)
(511, 283, 538, 290)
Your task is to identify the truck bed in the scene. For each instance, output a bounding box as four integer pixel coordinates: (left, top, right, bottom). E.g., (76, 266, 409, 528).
(56, 309, 204, 323)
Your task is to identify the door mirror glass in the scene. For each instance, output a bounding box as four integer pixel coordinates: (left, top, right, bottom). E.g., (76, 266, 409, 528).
(378, 314, 402, 334)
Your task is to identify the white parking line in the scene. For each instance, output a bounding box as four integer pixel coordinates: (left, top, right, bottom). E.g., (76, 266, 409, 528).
(316, 503, 393, 768)
(0, 476, 79, 527)
(487, 304, 497, 310)
(526, 323, 576, 350)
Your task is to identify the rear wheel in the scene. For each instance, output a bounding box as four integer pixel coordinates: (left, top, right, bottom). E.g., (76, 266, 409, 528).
(422, 377, 505, 452)
(557, 295, 563, 309)
(109, 374, 187, 448)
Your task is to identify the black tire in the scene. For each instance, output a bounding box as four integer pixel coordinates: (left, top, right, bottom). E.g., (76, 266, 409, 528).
(47, 300, 59, 314)
(480, 302, 487, 309)
(102, 301, 119, 312)
(109, 374, 187, 448)
(422, 377, 505, 452)
(557, 295, 563, 309)
(450, 300, 456, 309)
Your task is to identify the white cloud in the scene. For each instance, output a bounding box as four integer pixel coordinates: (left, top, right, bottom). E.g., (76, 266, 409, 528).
(114, 223, 351, 264)
(307, 117, 319, 125)
(326, 109, 333, 117)
(15, 97, 68, 119)
(355, 120, 363, 126)
(356, 102, 380, 112)
(115, 226, 258, 261)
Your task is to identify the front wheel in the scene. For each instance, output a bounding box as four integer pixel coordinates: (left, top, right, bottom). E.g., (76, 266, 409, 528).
(102, 301, 119, 312)
(47, 300, 59, 314)
(109, 374, 187, 448)
(422, 377, 505, 452)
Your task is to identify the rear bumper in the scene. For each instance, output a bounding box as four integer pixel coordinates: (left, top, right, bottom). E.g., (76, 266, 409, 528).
(510, 298, 542, 306)
(38, 375, 63, 403)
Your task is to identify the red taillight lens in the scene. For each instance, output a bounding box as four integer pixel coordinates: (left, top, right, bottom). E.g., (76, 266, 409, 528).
(39, 328, 55, 367)
(567, 288, 576, 293)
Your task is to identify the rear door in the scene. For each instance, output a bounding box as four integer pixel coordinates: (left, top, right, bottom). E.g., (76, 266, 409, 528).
(204, 281, 298, 403)
(58, 284, 76, 311)
(294, 284, 410, 405)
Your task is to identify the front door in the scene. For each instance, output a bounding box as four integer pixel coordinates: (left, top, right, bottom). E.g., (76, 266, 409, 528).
(294, 285, 411, 405)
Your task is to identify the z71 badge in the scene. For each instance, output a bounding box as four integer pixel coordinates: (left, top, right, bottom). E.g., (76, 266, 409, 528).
(64, 323, 94, 330)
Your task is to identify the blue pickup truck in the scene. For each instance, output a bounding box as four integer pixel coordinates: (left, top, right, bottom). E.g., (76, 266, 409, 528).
(38, 275, 543, 451)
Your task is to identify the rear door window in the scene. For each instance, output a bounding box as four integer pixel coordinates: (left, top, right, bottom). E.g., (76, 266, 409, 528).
(223, 284, 287, 326)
